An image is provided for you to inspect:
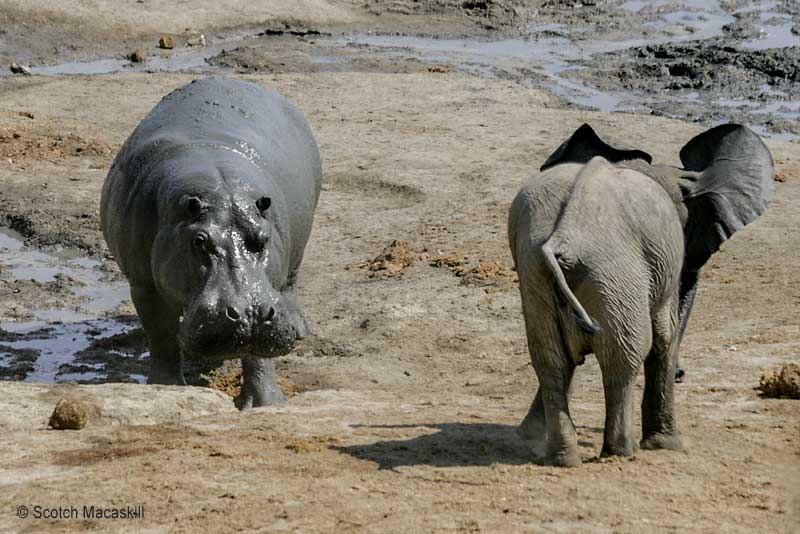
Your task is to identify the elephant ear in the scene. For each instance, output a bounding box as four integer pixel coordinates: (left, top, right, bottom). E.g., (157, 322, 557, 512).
(678, 124, 775, 273)
(540, 123, 653, 171)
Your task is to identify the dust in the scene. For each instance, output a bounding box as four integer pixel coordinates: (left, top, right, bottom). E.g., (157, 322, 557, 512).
(759, 363, 800, 399)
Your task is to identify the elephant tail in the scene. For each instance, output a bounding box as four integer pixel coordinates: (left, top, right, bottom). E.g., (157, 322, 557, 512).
(541, 241, 600, 335)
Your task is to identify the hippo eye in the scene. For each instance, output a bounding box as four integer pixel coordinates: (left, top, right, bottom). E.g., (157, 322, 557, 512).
(256, 196, 271, 216)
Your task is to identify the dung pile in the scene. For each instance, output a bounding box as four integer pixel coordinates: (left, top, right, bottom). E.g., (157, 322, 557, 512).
(759, 363, 800, 399)
(355, 240, 426, 278)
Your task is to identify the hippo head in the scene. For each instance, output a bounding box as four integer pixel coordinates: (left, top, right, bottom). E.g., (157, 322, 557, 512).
(149, 153, 304, 361)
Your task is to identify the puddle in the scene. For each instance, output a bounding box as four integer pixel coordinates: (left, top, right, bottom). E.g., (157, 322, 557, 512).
(737, 1, 800, 50)
(339, 1, 798, 141)
(13, 31, 258, 77)
(0, 228, 142, 384)
(28, 48, 220, 77)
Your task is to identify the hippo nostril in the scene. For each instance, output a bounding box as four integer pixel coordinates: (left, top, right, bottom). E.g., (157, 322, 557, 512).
(225, 306, 240, 321)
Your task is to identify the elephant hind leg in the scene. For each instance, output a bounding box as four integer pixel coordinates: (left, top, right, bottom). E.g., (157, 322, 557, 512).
(596, 319, 650, 458)
(539, 371, 581, 467)
(518, 364, 576, 459)
(641, 303, 683, 450)
(525, 331, 580, 466)
(598, 360, 639, 458)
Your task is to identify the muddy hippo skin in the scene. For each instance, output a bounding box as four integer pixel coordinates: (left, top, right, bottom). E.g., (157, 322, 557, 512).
(100, 77, 321, 408)
(508, 123, 773, 466)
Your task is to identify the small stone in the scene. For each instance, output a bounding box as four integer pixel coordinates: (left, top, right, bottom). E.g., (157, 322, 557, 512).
(186, 34, 207, 47)
(129, 49, 147, 63)
(49, 395, 93, 430)
(158, 35, 174, 49)
(10, 63, 32, 76)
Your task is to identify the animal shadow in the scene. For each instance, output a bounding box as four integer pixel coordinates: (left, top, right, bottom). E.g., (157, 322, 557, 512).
(335, 423, 536, 469)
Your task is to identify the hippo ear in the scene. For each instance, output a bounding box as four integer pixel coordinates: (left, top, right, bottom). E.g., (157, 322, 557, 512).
(540, 123, 653, 171)
(678, 124, 774, 273)
(180, 195, 209, 218)
(256, 196, 271, 214)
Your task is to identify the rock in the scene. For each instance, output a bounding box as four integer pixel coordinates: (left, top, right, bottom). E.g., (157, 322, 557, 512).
(10, 63, 32, 76)
(0, 382, 237, 429)
(186, 34, 207, 47)
(158, 35, 174, 49)
(129, 49, 147, 63)
(49, 394, 94, 430)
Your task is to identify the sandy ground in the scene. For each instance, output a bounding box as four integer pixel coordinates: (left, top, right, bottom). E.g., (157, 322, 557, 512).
(1, 2, 799, 533)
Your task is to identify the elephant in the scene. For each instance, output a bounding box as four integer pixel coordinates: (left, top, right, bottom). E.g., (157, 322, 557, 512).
(507, 123, 774, 466)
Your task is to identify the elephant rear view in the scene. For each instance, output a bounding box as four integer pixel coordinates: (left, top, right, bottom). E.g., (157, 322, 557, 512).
(508, 124, 773, 466)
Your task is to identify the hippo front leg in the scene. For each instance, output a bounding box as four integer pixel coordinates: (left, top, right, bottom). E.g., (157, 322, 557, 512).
(240, 357, 287, 409)
(131, 285, 186, 386)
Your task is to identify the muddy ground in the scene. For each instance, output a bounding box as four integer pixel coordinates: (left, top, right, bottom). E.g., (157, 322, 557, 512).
(1, 1, 799, 533)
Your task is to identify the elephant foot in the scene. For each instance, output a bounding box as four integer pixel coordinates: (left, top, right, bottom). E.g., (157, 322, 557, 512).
(640, 432, 683, 451)
(517, 418, 545, 441)
(600, 441, 637, 458)
(543, 449, 582, 468)
(520, 437, 548, 459)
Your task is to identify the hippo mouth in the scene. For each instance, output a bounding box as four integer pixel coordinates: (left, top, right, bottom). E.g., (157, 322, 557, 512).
(179, 320, 300, 361)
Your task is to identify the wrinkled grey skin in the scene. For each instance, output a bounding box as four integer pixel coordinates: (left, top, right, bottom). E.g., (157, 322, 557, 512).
(101, 77, 321, 408)
(508, 124, 773, 466)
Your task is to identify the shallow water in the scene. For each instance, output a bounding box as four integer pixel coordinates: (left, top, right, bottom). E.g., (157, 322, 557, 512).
(0, 229, 142, 383)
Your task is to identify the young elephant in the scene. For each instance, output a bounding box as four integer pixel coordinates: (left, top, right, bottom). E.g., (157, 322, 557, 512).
(508, 124, 773, 466)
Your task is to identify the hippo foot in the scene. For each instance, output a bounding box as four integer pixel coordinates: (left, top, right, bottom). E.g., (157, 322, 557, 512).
(239, 356, 287, 409)
(239, 388, 287, 409)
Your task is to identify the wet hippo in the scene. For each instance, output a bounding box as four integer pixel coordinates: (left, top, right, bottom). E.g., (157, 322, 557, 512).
(100, 77, 321, 408)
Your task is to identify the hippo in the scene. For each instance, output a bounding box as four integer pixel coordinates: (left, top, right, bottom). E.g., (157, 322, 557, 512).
(100, 77, 321, 408)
